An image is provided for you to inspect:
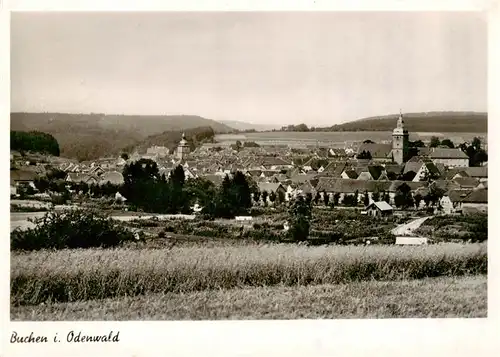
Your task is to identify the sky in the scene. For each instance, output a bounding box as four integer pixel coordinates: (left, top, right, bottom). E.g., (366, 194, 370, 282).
(10, 12, 487, 126)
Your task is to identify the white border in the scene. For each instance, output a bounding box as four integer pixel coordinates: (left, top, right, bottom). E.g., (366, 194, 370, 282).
(2, 2, 498, 357)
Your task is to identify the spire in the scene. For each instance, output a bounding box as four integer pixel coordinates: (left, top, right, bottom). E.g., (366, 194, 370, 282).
(397, 109, 404, 129)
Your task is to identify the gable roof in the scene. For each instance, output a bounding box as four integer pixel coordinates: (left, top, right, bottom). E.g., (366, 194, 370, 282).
(315, 178, 393, 193)
(367, 201, 393, 211)
(343, 170, 358, 179)
(404, 161, 423, 174)
(10, 169, 38, 183)
(258, 182, 283, 193)
(453, 177, 480, 188)
(462, 188, 487, 203)
(429, 148, 469, 159)
(357, 143, 392, 159)
(384, 164, 404, 175)
(463, 166, 488, 178)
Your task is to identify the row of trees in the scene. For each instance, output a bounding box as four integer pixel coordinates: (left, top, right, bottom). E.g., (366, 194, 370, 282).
(120, 159, 256, 217)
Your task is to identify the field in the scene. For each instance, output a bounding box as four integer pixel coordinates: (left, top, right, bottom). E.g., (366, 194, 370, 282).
(11, 275, 486, 320)
(215, 131, 487, 147)
(11, 243, 487, 315)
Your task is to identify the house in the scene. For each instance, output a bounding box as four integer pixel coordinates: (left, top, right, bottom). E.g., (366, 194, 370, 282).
(440, 188, 487, 215)
(461, 188, 487, 214)
(10, 169, 38, 193)
(452, 177, 480, 190)
(366, 201, 394, 219)
(462, 166, 488, 182)
(315, 178, 393, 204)
(257, 182, 287, 203)
(356, 143, 393, 163)
(440, 189, 470, 215)
(384, 164, 404, 179)
(428, 148, 469, 168)
(259, 157, 293, 171)
(403, 159, 441, 182)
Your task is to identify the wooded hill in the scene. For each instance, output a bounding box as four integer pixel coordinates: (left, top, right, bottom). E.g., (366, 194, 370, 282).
(10, 112, 234, 160)
(317, 112, 487, 132)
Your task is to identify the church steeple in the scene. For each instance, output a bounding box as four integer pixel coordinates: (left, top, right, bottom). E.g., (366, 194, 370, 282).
(392, 109, 410, 165)
(177, 132, 190, 160)
(396, 109, 404, 129)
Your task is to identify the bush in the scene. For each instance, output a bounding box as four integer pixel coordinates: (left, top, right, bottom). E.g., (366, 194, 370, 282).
(11, 209, 135, 251)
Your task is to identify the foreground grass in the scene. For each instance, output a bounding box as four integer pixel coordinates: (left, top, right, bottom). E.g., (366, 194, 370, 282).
(11, 275, 487, 320)
(11, 243, 487, 306)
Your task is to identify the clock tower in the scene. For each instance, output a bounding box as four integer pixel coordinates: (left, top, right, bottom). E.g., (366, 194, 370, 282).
(392, 110, 409, 165)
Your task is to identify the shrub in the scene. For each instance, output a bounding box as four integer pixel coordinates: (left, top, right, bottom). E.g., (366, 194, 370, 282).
(10, 209, 135, 251)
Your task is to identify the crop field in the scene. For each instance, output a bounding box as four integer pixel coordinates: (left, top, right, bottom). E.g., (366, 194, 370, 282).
(11, 243, 487, 309)
(11, 275, 486, 320)
(215, 131, 487, 147)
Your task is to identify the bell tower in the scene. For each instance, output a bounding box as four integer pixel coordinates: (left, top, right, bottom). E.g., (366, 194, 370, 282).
(392, 110, 409, 165)
(176, 133, 190, 160)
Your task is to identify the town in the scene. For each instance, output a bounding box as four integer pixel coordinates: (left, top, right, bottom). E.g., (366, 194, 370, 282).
(11, 111, 488, 244)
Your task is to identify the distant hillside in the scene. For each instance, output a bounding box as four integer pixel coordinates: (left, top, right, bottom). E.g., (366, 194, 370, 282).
(217, 120, 280, 132)
(10, 112, 235, 160)
(317, 112, 487, 133)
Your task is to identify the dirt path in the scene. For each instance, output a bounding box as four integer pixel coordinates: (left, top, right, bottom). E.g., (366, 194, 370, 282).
(391, 216, 432, 236)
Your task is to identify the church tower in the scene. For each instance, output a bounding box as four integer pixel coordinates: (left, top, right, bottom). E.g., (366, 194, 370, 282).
(176, 133, 190, 160)
(392, 110, 409, 165)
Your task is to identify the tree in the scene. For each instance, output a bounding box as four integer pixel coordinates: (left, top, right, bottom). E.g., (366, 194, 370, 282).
(394, 183, 413, 209)
(323, 191, 330, 206)
(425, 185, 445, 207)
(410, 140, 425, 148)
(333, 193, 340, 206)
(356, 150, 372, 160)
(363, 139, 375, 144)
(371, 191, 380, 203)
(314, 192, 321, 205)
(414, 194, 423, 209)
(473, 150, 488, 166)
(269, 191, 277, 205)
(383, 191, 391, 204)
(170, 165, 185, 187)
(288, 195, 312, 242)
(120, 153, 129, 161)
(472, 137, 482, 151)
(343, 194, 357, 207)
(253, 191, 261, 204)
(400, 171, 416, 181)
(354, 190, 359, 205)
(277, 189, 286, 204)
(440, 139, 454, 148)
(305, 192, 313, 205)
(261, 191, 268, 206)
(363, 190, 370, 206)
(430, 136, 441, 148)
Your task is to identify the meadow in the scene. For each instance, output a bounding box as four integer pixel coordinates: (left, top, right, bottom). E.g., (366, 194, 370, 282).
(11, 243, 487, 308)
(11, 275, 486, 320)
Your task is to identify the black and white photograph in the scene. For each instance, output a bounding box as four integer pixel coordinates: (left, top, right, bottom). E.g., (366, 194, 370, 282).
(9, 10, 488, 323)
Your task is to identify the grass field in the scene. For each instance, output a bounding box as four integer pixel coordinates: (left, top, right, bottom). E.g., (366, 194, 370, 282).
(11, 275, 487, 320)
(11, 243, 487, 306)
